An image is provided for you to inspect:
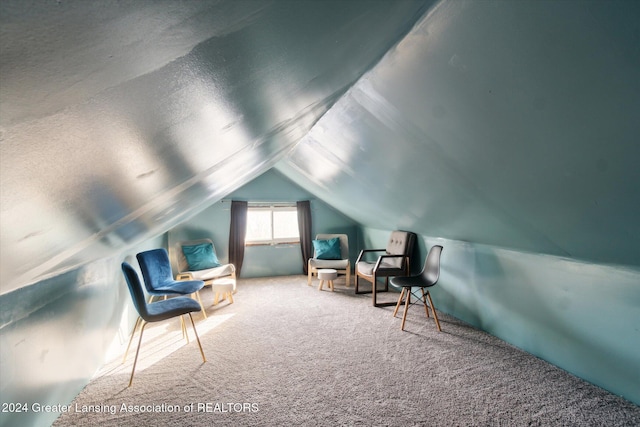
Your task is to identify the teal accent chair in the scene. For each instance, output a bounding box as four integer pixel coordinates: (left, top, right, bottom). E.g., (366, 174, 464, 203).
(136, 248, 205, 300)
(121, 262, 206, 386)
(122, 248, 205, 363)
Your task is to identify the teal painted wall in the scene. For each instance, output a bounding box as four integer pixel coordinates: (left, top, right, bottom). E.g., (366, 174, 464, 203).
(2, 2, 639, 425)
(169, 169, 359, 278)
(279, 0, 640, 269)
(359, 227, 640, 405)
(0, 234, 166, 427)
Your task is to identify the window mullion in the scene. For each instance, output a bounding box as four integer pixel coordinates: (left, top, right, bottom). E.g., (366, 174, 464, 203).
(270, 208, 275, 242)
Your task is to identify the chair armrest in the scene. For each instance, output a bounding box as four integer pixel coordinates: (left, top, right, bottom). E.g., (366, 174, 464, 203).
(355, 249, 386, 264)
(373, 254, 410, 273)
(176, 272, 194, 281)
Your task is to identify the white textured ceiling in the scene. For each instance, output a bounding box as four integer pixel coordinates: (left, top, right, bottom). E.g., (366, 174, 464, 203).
(2, 0, 639, 294)
(0, 0, 433, 293)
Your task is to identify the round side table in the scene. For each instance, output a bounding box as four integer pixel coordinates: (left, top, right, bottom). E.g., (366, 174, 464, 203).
(317, 268, 337, 291)
(211, 277, 235, 305)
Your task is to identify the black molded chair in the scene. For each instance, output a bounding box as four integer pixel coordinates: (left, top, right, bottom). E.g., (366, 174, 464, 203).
(121, 262, 206, 386)
(389, 245, 443, 331)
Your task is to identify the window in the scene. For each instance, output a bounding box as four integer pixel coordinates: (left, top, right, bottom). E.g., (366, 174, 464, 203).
(245, 204, 299, 245)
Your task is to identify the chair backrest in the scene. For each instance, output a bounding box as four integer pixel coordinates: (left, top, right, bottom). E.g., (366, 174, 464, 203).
(315, 234, 348, 259)
(421, 245, 443, 286)
(121, 262, 149, 319)
(136, 248, 174, 291)
(176, 238, 217, 273)
(385, 231, 416, 268)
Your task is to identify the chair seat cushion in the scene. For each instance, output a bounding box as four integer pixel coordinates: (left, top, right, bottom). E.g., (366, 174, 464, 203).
(389, 275, 427, 288)
(186, 264, 235, 281)
(309, 258, 349, 269)
(357, 261, 405, 277)
(145, 296, 202, 322)
(150, 279, 204, 296)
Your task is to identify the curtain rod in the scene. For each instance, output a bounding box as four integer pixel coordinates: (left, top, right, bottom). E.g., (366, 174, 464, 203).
(220, 199, 315, 204)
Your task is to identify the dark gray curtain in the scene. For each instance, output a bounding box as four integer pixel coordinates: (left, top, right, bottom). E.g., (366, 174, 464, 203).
(297, 200, 313, 275)
(229, 200, 248, 277)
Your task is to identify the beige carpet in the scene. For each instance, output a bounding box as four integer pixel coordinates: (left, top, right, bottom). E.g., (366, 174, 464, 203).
(54, 275, 640, 426)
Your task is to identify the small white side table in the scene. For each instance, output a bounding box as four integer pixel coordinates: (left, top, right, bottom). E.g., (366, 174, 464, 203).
(211, 277, 235, 305)
(317, 269, 337, 292)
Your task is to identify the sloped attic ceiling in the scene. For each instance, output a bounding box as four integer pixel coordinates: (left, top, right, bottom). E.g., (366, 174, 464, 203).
(278, 0, 640, 267)
(1, 0, 639, 296)
(0, 0, 434, 294)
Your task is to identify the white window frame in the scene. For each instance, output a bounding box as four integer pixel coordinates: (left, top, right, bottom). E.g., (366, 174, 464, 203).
(245, 203, 300, 246)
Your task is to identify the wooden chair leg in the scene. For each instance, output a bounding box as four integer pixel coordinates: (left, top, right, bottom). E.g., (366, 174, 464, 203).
(425, 291, 442, 332)
(372, 274, 378, 306)
(420, 288, 430, 318)
(193, 291, 207, 319)
(393, 288, 406, 317)
(401, 289, 411, 330)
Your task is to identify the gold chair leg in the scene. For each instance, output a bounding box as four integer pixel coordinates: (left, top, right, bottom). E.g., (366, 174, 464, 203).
(393, 288, 405, 317)
(425, 291, 442, 332)
(123, 316, 142, 363)
(401, 289, 411, 330)
(188, 313, 207, 363)
(128, 321, 148, 387)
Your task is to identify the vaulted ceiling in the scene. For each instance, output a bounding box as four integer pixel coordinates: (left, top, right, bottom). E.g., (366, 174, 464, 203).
(1, 0, 638, 294)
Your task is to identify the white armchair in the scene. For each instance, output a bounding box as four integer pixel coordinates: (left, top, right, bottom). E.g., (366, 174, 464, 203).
(307, 233, 350, 287)
(173, 238, 236, 292)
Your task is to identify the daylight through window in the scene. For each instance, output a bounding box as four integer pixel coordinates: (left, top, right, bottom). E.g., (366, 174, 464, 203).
(245, 204, 299, 245)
